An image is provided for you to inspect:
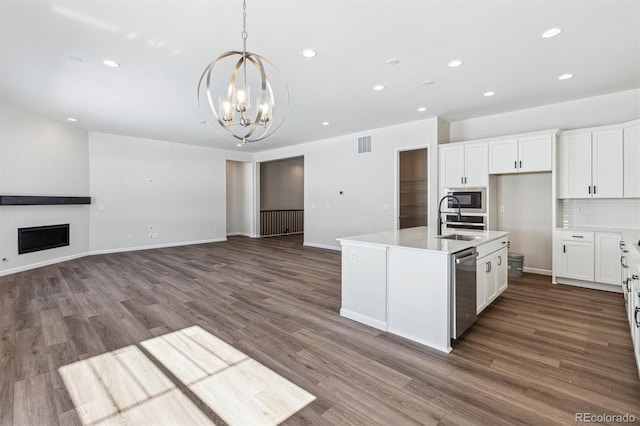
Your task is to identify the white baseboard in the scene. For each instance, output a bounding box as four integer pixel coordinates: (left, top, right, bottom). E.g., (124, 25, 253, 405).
(90, 238, 226, 255)
(0, 252, 89, 277)
(0, 238, 227, 277)
(523, 267, 552, 276)
(555, 277, 623, 293)
(304, 242, 341, 251)
(226, 232, 251, 237)
(385, 327, 452, 354)
(340, 309, 387, 331)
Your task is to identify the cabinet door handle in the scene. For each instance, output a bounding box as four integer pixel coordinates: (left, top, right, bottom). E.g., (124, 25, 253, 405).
(461, 177, 464, 184)
(514, 161, 517, 169)
(571, 235, 584, 238)
(498, 256, 502, 265)
(563, 244, 566, 253)
(519, 160, 522, 168)
(588, 186, 591, 194)
(465, 177, 467, 184)
(593, 185, 596, 194)
(635, 307, 640, 328)
(486, 262, 490, 273)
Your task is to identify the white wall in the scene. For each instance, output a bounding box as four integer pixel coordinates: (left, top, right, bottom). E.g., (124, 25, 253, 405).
(260, 157, 304, 210)
(449, 89, 640, 142)
(0, 104, 90, 274)
(496, 173, 553, 273)
(226, 160, 253, 236)
(89, 132, 251, 252)
(254, 118, 441, 249)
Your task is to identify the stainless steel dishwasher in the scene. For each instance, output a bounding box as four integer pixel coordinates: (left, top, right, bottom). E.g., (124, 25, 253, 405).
(451, 247, 478, 339)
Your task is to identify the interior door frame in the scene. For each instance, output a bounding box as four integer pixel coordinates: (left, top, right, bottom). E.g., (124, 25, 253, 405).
(394, 144, 430, 231)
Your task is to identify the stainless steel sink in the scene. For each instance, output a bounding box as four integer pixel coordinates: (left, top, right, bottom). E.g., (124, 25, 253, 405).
(436, 234, 481, 241)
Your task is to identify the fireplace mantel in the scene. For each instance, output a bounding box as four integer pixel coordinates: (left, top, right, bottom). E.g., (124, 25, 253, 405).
(0, 195, 91, 206)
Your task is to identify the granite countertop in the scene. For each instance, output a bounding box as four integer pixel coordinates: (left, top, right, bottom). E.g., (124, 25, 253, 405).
(337, 226, 509, 254)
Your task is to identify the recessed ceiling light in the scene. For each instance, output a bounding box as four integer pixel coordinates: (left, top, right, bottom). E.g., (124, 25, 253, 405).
(386, 58, 399, 65)
(103, 59, 120, 68)
(483, 91, 496, 97)
(558, 73, 574, 80)
(541, 28, 563, 38)
(373, 85, 385, 91)
(236, 143, 243, 147)
(448, 59, 463, 68)
(321, 121, 330, 126)
(417, 107, 427, 112)
(67, 117, 77, 122)
(302, 49, 317, 58)
(422, 80, 434, 86)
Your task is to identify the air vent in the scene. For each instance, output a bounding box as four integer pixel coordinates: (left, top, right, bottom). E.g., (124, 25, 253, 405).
(358, 135, 372, 153)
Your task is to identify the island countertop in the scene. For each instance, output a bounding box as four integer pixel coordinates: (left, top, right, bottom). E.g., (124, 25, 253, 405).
(337, 226, 509, 254)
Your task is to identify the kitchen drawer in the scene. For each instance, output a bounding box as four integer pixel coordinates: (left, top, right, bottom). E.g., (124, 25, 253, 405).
(477, 236, 509, 259)
(562, 230, 594, 242)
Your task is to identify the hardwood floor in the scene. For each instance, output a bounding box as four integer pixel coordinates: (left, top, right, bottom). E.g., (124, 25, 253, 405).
(0, 235, 638, 425)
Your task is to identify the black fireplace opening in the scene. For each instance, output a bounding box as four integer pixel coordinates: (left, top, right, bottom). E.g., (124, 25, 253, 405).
(18, 224, 70, 255)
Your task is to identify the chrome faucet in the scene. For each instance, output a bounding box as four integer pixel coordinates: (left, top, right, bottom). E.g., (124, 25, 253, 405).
(437, 195, 461, 236)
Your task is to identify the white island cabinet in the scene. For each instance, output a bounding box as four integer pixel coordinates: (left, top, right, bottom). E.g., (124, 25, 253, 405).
(338, 227, 509, 353)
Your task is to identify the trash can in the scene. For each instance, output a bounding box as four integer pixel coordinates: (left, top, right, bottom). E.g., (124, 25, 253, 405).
(508, 252, 524, 278)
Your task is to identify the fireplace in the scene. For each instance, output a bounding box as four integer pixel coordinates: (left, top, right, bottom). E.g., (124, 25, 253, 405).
(18, 224, 70, 254)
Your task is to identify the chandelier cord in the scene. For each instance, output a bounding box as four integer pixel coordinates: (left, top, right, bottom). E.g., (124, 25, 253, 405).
(241, 0, 248, 88)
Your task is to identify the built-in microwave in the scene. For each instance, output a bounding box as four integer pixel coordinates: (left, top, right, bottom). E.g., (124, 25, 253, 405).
(445, 188, 486, 213)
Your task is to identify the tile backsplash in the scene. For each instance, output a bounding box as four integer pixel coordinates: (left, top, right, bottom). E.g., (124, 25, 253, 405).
(561, 198, 640, 230)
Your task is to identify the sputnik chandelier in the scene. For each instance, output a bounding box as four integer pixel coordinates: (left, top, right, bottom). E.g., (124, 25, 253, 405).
(198, 0, 288, 144)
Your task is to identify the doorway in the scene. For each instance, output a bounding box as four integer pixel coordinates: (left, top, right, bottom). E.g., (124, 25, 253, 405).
(398, 148, 428, 229)
(258, 156, 304, 238)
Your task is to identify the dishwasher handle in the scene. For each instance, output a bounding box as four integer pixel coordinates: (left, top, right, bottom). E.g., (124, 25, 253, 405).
(455, 252, 479, 264)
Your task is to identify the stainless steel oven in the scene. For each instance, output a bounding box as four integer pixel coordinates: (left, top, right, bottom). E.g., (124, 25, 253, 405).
(445, 188, 486, 213)
(444, 214, 486, 231)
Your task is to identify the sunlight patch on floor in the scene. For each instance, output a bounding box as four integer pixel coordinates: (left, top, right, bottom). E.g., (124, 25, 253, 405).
(59, 325, 315, 425)
(141, 325, 316, 426)
(59, 345, 213, 425)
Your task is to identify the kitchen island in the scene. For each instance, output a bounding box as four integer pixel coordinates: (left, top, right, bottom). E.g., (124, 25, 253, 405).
(338, 226, 509, 353)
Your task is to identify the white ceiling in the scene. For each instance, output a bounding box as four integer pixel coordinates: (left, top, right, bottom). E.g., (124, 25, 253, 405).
(1, 0, 638, 152)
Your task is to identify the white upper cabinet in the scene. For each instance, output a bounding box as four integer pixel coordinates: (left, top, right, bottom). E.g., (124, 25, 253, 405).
(440, 145, 465, 188)
(489, 134, 552, 174)
(592, 129, 623, 198)
(464, 143, 488, 187)
(558, 127, 625, 198)
(518, 134, 553, 173)
(558, 133, 591, 198)
(440, 143, 487, 188)
(488, 138, 518, 174)
(624, 125, 640, 197)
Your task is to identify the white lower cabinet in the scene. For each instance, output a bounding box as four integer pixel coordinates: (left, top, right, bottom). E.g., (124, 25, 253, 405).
(561, 241, 595, 281)
(595, 232, 623, 285)
(476, 246, 508, 314)
(557, 230, 623, 288)
(623, 247, 640, 377)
